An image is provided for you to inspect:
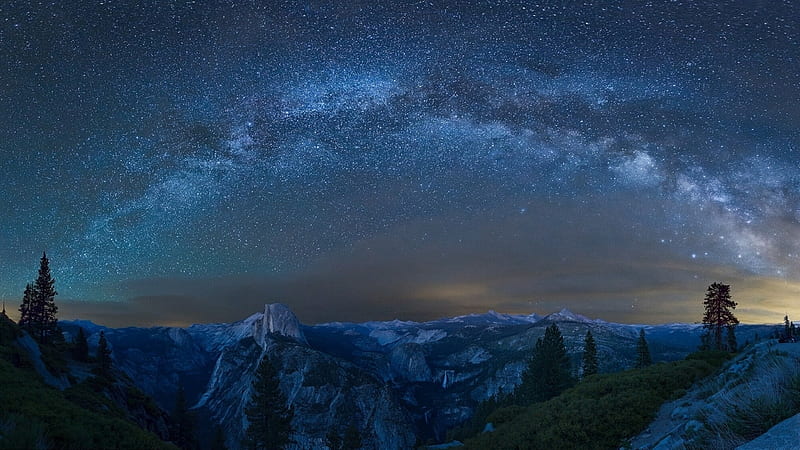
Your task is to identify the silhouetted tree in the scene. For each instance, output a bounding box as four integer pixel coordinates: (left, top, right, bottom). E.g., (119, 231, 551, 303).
(35, 253, 58, 343)
(18, 254, 59, 344)
(244, 355, 294, 450)
(701, 282, 738, 351)
(73, 327, 89, 362)
(172, 385, 198, 450)
(516, 323, 573, 404)
(635, 329, 652, 368)
(784, 315, 794, 340)
(211, 426, 227, 450)
(582, 329, 598, 377)
(96, 331, 113, 378)
(0, 302, 16, 346)
(18, 284, 34, 331)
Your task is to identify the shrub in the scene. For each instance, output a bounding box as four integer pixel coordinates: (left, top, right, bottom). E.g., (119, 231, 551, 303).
(464, 358, 723, 449)
(693, 357, 800, 447)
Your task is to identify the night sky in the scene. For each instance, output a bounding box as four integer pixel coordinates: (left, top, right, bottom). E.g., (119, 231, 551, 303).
(1, 1, 799, 327)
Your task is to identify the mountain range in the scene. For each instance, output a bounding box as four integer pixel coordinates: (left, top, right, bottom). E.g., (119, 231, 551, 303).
(60, 304, 778, 449)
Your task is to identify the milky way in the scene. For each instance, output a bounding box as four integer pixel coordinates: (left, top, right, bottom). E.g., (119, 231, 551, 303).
(1, 1, 798, 326)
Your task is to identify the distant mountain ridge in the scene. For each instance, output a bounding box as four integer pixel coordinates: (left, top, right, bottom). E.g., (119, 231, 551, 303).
(60, 304, 777, 449)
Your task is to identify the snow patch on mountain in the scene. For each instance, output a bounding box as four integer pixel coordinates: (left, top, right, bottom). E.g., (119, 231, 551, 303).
(413, 328, 447, 344)
(367, 327, 447, 347)
(439, 310, 541, 325)
(369, 328, 404, 346)
(543, 308, 596, 323)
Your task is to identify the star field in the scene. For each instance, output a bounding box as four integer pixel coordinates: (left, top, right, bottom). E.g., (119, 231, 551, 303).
(1, 1, 799, 326)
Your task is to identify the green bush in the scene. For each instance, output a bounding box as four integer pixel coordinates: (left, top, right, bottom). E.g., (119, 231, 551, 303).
(39, 341, 69, 376)
(125, 386, 162, 417)
(464, 358, 724, 449)
(448, 395, 518, 442)
(64, 382, 124, 418)
(685, 350, 733, 367)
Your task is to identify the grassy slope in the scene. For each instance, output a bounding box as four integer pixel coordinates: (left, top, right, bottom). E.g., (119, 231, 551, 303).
(464, 352, 729, 450)
(0, 317, 175, 449)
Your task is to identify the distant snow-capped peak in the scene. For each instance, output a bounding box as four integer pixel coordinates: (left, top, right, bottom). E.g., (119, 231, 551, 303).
(544, 308, 596, 323)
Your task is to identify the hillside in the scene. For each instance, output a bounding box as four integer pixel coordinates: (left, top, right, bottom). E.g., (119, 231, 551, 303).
(0, 314, 176, 449)
(630, 341, 800, 449)
(460, 351, 730, 449)
(453, 341, 800, 450)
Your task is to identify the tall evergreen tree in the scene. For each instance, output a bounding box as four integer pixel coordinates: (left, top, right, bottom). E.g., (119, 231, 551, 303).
(582, 329, 598, 377)
(635, 329, 652, 368)
(34, 252, 58, 343)
(244, 355, 294, 450)
(172, 385, 198, 450)
(784, 315, 793, 339)
(73, 327, 89, 362)
(19, 253, 59, 344)
(96, 331, 113, 378)
(701, 282, 739, 351)
(18, 283, 34, 331)
(516, 323, 573, 404)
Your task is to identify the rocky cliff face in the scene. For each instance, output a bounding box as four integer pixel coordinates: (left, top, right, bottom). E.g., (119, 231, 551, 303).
(629, 341, 800, 449)
(195, 337, 415, 449)
(77, 304, 415, 450)
(261, 303, 307, 345)
(737, 413, 800, 450)
(390, 343, 432, 382)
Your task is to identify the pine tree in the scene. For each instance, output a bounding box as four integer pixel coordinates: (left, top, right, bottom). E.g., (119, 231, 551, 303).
(635, 329, 652, 368)
(172, 385, 197, 450)
(18, 283, 34, 331)
(784, 315, 793, 339)
(701, 282, 739, 351)
(18, 254, 59, 344)
(73, 327, 89, 362)
(582, 329, 598, 377)
(516, 323, 573, 404)
(33, 252, 58, 344)
(244, 355, 294, 450)
(96, 331, 113, 378)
